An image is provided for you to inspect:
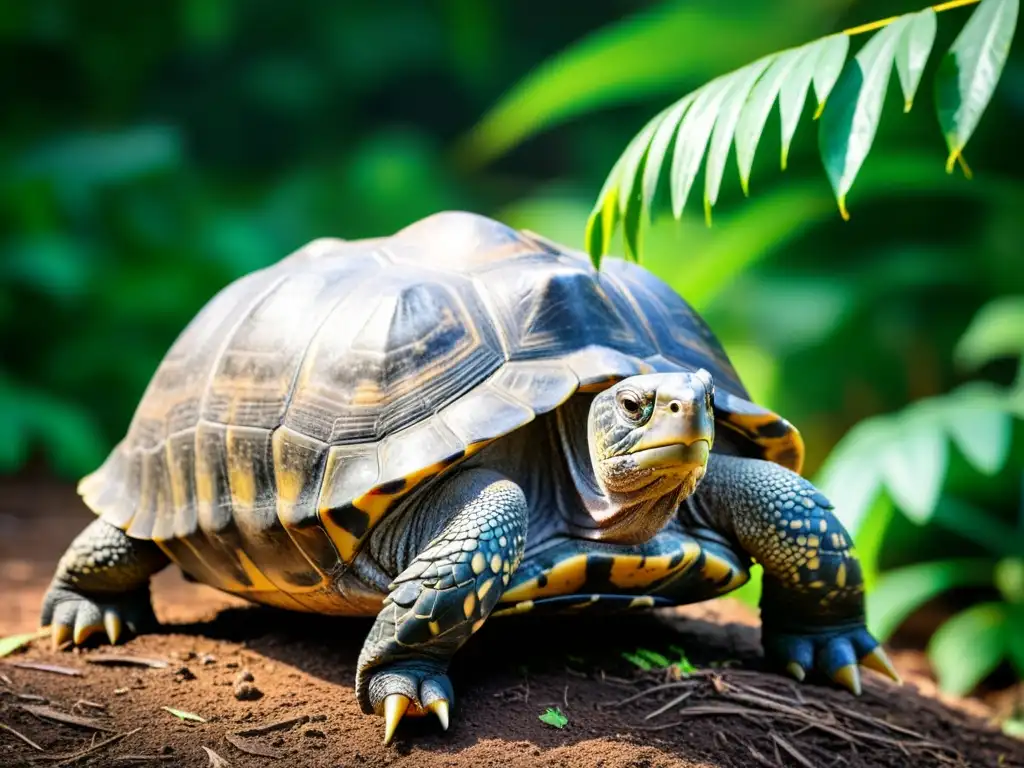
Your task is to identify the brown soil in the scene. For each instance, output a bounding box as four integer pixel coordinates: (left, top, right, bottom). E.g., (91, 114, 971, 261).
(1, 476, 1022, 768)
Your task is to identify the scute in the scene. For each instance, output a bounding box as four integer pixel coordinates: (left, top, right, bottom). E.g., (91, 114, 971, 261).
(79, 210, 804, 608)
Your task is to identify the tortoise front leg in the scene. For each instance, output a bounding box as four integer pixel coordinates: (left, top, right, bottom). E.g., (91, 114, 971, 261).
(692, 454, 898, 694)
(41, 519, 169, 649)
(356, 469, 527, 744)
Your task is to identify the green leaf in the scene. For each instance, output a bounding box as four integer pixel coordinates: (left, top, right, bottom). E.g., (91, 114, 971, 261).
(811, 34, 851, 117)
(895, 9, 938, 111)
(816, 418, 889, 533)
(642, 96, 695, 218)
(539, 707, 569, 729)
(931, 497, 1023, 558)
(819, 16, 909, 220)
(0, 628, 49, 658)
(850, 494, 896, 590)
(622, 651, 653, 670)
(670, 75, 735, 219)
(778, 41, 823, 170)
(1005, 605, 1024, 676)
(455, 0, 842, 167)
(879, 404, 948, 522)
(935, 0, 1019, 172)
(955, 296, 1024, 371)
(162, 707, 207, 723)
(734, 47, 805, 195)
(703, 57, 774, 219)
(635, 648, 672, 667)
(868, 558, 995, 640)
(944, 400, 1012, 476)
(928, 602, 1008, 696)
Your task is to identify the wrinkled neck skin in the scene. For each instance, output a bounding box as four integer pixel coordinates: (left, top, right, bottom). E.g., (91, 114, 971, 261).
(556, 395, 699, 545)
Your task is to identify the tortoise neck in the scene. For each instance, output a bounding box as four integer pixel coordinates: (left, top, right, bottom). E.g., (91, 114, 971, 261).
(555, 395, 684, 545)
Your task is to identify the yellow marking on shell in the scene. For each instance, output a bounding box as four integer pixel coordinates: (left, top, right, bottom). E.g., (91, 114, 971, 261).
(429, 621, 441, 636)
(501, 554, 589, 601)
(490, 554, 502, 574)
(320, 442, 489, 563)
(807, 557, 821, 571)
(490, 600, 534, 618)
(471, 619, 485, 633)
(725, 410, 804, 473)
(836, 562, 847, 588)
(478, 578, 496, 601)
(608, 547, 699, 589)
(471, 552, 486, 575)
(236, 550, 284, 593)
(700, 552, 750, 593)
(463, 592, 476, 619)
(628, 596, 656, 609)
(567, 595, 601, 610)
(807, 535, 820, 548)
(352, 379, 382, 406)
(808, 580, 825, 589)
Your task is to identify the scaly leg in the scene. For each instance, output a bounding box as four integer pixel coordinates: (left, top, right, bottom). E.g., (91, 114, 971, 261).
(356, 469, 528, 744)
(41, 518, 169, 649)
(692, 454, 898, 694)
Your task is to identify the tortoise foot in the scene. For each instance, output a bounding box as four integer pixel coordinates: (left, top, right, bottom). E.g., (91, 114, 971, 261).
(763, 624, 900, 695)
(40, 582, 156, 650)
(365, 660, 454, 745)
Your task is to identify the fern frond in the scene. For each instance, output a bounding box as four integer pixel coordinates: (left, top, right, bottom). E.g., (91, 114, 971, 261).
(587, 0, 1019, 266)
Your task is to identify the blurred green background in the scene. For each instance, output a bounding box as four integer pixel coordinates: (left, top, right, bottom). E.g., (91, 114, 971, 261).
(1, 0, 1023, 707)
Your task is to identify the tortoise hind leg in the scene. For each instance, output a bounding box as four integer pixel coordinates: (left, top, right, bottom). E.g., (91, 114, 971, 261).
(356, 469, 527, 745)
(41, 518, 169, 650)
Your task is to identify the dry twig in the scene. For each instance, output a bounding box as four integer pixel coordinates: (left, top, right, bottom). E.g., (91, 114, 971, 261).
(0, 721, 44, 751)
(225, 733, 283, 759)
(6, 662, 81, 677)
(21, 704, 115, 733)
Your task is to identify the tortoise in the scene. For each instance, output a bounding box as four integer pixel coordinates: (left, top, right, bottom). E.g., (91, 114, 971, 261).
(42, 211, 896, 743)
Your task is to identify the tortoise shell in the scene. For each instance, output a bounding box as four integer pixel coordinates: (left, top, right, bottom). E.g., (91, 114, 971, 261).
(78, 211, 803, 613)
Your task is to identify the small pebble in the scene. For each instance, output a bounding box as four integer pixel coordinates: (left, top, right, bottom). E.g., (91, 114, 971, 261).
(234, 682, 263, 701)
(272, 737, 284, 747)
(310, 713, 327, 722)
(114, 688, 128, 696)
(225, 661, 239, 669)
(174, 666, 196, 681)
(200, 654, 216, 665)
(235, 669, 254, 685)
(303, 727, 326, 739)
(160, 746, 174, 755)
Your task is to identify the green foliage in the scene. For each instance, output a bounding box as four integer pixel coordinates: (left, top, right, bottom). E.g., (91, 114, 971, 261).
(623, 645, 697, 675)
(0, 629, 49, 659)
(538, 707, 568, 729)
(161, 707, 206, 723)
(580, 0, 1018, 264)
(821, 298, 1024, 694)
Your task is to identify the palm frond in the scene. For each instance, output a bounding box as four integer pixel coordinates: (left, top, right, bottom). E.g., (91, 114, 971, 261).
(586, 0, 1019, 266)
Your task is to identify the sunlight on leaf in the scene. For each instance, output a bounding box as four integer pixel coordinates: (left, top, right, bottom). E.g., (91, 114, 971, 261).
(779, 41, 823, 169)
(0, 628, 50, 659)
(703, 58, 773, 218)
(670, 75, 735, 218)
(812, 34, 851, 116)
(955, 295, 1024, 372)
(162, 706, 207, 723)
(735, 47, 804, 195)
(539, 707, 569, 729)
(928, 601, 1008, 695)
(896, 9, 938, 111)
(880, 404, 948, 522)
(643, 96, 695, 218)
(819, 16, 909, 220)
(944, 399, 1012, 475)
(868, 558, 995, 640)
(935, 0, 1019, 172)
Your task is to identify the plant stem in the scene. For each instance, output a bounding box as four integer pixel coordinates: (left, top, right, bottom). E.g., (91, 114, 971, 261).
(842, 0, 980, 37)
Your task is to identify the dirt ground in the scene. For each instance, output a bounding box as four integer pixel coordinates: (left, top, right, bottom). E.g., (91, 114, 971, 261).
(2, 475, 1022, 768)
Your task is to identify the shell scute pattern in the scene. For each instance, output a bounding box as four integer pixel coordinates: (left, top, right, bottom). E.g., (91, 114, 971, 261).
(78, 211, 802, 610)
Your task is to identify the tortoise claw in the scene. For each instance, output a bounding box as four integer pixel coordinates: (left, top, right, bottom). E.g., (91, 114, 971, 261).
(103, 611, 123, 645)
(51, 623, 72, 652)
(860, 646, 901, 684)
(383, 694, 411, 745)
(428, 699, 450, 731)
(832, 664, 862, 696)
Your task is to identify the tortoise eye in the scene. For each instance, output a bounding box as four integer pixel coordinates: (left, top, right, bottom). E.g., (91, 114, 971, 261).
(616, 390, 645, 421)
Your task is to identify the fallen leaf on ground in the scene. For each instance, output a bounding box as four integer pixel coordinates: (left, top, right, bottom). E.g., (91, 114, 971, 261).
(162, 706, 206, 723)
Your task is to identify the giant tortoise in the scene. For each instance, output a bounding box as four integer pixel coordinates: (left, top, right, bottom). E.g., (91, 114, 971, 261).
(42, 211, 895, 743)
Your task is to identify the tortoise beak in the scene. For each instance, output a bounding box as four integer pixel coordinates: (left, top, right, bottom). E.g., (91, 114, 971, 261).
(628, 382, 713, 472)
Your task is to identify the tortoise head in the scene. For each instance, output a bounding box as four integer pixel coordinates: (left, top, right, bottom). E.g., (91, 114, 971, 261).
(584, 369, 714, 542)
